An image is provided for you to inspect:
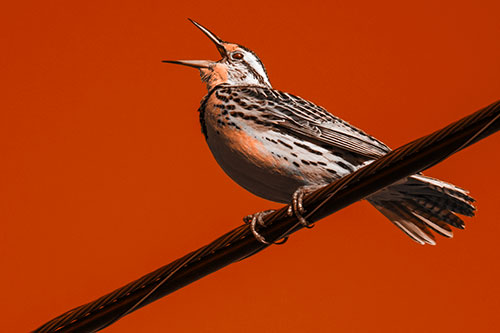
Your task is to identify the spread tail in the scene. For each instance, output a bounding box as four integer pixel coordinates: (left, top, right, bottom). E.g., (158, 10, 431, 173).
(368, 174, 476, 245)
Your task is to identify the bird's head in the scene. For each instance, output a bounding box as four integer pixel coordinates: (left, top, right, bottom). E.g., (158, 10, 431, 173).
(163, 19, 272, 91)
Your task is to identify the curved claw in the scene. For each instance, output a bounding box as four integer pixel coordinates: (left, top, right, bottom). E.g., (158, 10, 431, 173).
(273, 236, 289, 245)
(250, 214, 270, 244)
(288, 185, 325, 228)
(245, 210, 287, 245)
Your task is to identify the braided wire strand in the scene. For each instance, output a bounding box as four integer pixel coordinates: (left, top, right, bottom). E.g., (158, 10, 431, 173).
(34, 100, 500, 332)
(35, 225, 259, 332)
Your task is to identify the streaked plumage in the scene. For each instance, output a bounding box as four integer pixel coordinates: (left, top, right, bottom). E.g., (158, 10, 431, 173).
(164, 20, 475, 245)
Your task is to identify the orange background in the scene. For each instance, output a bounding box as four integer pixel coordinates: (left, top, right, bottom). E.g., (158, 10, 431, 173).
(2, 1, 500, 332)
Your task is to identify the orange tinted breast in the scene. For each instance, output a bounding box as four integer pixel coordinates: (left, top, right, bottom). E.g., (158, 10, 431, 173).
(204, 93, 281, 171)
(225, 129, 277, 168)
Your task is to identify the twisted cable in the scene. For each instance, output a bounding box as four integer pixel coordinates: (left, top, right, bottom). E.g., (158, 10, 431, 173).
(34, 100, 500, 332)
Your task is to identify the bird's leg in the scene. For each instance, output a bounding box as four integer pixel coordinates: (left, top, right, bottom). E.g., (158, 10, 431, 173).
(287, 184, 325, 228)
(244, 210, 287, 245)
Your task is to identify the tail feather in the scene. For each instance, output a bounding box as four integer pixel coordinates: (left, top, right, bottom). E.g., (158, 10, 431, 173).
(411, 211, 453, 238)
(374, 201, 437, 245)
(409, 174, 475, 210)
(414, 196, 474, 218)
(409, 199, 466, 229)
(369, 174, 475, 245)
(408, 174, 475, 225)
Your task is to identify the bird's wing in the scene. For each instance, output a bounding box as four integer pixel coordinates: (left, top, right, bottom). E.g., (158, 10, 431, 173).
(234, 86, 391, 159)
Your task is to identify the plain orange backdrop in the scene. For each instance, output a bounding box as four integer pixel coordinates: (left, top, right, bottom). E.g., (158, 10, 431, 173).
(1, 1, 500, 332)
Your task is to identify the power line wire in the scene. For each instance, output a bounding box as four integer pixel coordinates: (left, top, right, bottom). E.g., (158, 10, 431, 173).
(34, 100, 500, 332)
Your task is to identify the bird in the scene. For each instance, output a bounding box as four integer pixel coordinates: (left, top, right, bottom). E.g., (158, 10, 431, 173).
(163, 19, 476, 245)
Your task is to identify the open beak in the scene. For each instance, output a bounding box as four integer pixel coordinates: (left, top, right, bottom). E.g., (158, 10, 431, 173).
(161, 59, 212, 68)
(162, 19, 227, 68)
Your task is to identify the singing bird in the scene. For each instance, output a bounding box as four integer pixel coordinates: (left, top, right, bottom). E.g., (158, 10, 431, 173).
(164, 19, 475, 245)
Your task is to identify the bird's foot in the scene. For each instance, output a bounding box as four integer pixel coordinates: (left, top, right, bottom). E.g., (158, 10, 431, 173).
(244, 210, 287, 245)
(287, 185, 325, 228)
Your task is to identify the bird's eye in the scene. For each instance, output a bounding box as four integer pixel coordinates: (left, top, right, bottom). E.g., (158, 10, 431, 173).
(232, 52, 244, 60)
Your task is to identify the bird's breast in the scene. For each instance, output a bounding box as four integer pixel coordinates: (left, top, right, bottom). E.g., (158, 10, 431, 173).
(201, 90, 307, 202)
(203, 90, 282, 172)
(198, 86, 361, 203)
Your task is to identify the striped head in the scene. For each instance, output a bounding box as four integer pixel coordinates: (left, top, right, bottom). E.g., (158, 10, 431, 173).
(163, 19, 272, 90)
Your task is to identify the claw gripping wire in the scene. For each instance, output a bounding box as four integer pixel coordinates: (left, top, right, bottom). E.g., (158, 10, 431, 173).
(35, 100, 500, 332)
